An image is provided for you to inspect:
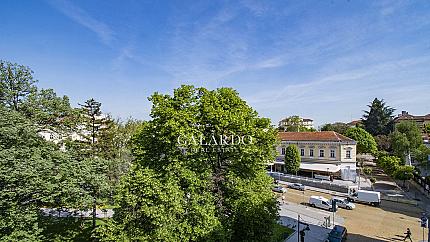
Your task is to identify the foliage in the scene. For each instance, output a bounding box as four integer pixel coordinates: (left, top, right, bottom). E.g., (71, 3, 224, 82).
(374, 135, 391, 152)
(362, 98, 395, 136)
(0, 107, 80, 241)
(320, 122, 349, 135)
(0, 60, 37, 111)
(390, 121, 423, 159)
(270, 224, 294, 242)
(362, 167, 373, 176)
(377, 155, 401, 176)
(370, 177, 376, 183)
(39, 217, 100, 242)
(21, 88, 77, 132)
(413, 144, 430, 164)
(284, 145, 301, 174)
(393, 165, 414, 182)
(345, 127, 378, 154)
(100, 85, 279, 241)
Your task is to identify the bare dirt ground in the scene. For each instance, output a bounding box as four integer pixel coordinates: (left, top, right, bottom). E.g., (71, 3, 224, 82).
(284, 188, 425, 242)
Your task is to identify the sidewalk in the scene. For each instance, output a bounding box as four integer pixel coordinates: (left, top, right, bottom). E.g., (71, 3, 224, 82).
(277, 198, 343, 242)
(404, 180, 430, 213)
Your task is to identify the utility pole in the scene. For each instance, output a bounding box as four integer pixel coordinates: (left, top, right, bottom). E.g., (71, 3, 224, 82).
(297, 215, 300, 242)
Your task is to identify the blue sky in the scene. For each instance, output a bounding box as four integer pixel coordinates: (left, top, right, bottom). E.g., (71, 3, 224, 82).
(1, 0, 430, 127)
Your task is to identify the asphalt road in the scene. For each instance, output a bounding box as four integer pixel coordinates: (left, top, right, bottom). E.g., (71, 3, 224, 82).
(277, 185, 426, 242)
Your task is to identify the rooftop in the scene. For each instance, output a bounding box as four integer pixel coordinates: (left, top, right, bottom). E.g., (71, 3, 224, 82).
(278, 131, 356, 143)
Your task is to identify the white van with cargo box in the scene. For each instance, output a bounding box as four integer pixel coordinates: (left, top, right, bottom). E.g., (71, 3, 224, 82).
(347, 190, 380, 206)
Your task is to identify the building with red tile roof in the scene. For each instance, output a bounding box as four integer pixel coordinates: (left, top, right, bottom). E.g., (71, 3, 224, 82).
(270, 131, 357, 181)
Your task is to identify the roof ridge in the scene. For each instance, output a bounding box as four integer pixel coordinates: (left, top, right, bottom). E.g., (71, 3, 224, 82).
(332, 131, 340, 141)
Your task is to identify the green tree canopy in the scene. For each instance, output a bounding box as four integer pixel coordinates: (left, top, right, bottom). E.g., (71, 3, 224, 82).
(284, 145, 301, 174)
(0, 107, 81, 241)
(0, 60, 37, 111)
(99, 85, 279, 241)
(362, 98, 395, 136)
(390, 121, 423, 159)
(345, 127, 378, 154)
(393, 165, 414, 186)
(413, 144, 430, 165)
(377, 155, 401, 176)
(320, 122, 349, 135)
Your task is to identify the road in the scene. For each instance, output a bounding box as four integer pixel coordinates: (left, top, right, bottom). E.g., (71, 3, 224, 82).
(277, 185, 426, 242)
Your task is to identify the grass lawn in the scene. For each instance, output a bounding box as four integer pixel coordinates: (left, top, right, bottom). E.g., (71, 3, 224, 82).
(271, 223, 294, 242)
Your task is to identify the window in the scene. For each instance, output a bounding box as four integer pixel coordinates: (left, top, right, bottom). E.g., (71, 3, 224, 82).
(300, 149, 305, 157)
(330, 150, 335, 158)
(309, 149, 314, 157)
(281, 147, 285, 155)
(346, 150, 351, 159)
(319, 149, 324, 157)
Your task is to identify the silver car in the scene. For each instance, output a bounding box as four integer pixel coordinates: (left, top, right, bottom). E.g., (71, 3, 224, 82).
(272, 185, 287, 193)
(331, 197, 355, 210)
(288, 183, 305, 191)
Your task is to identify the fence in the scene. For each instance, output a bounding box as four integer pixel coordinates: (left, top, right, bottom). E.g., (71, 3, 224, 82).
(268, 172, 349, 193)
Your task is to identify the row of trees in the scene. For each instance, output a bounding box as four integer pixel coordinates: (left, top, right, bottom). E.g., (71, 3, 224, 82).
(1, 60, 281, 241)
(0, 60, 139, 240)
(321, 98, 429, 183)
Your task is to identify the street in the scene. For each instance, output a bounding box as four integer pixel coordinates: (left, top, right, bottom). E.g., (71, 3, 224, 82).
(278, 185, 426, 242)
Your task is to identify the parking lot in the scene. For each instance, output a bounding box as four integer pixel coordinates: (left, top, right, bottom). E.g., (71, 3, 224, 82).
(278, 185, 425, 242)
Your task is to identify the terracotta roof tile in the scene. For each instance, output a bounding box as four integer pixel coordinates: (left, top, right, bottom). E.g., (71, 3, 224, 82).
(278, 131, 355, 143)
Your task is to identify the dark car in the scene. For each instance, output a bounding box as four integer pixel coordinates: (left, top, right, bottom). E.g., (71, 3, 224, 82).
(326, 225, 347, 242)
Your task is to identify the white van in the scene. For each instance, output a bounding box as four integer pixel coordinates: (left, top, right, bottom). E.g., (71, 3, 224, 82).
(309, 196, 336, 211)
(348, 190, 380, 206)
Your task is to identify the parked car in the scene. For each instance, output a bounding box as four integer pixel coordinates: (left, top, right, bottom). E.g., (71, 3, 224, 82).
(347, 190, 380, 206)
(272, 185, 287, 193)
(309, 196, 337, 211)
(331, 197, 355, 210)
(288, 183, 305, 191)
(326, 225, 347, 242)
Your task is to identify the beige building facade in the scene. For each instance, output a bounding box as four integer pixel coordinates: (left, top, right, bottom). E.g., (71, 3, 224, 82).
(270, 131, 357, 181)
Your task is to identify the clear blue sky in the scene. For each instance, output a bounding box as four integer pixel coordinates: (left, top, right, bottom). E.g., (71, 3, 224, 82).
(1, 0, 430, 127)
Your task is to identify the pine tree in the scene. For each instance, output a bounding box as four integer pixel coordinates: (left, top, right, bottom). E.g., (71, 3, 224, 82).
(75, 98, 111, 229)
(362, 98, 395, 136)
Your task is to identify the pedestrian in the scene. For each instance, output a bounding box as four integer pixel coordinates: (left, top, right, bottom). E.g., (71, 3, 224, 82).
(403, 228, 412, 241)
(281, 195, 285, 204)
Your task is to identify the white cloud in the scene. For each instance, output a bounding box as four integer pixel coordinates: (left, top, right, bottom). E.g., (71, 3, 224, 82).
(47, 0, 114, 45)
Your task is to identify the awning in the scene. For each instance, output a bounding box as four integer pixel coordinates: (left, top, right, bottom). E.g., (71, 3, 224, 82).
(299, 163, 341, 173)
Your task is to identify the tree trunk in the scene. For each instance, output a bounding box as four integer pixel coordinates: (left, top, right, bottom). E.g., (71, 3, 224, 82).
(92, 194, 97, 229)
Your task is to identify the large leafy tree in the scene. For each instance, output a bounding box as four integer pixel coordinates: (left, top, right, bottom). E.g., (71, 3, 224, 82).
(390, 121, 423, 160)
(0, 60, 37, 111)
(362, 98, 395, 136)
(345, 127, 378, 154)
(284, 145, 301, 174)
(99, 85, 278, 241)
(21, 88, 77, 132)
(0, 107, 79, 241)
